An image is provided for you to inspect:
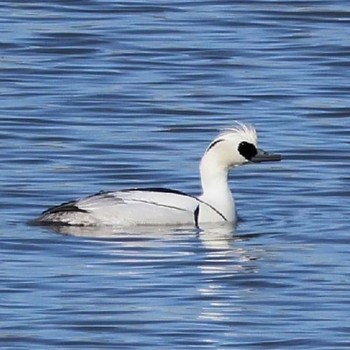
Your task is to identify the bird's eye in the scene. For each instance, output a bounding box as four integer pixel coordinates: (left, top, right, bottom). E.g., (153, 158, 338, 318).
(238, 141, 257, 160)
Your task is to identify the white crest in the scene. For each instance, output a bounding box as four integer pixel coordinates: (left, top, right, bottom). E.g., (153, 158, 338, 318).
(218, 122, 257, 145)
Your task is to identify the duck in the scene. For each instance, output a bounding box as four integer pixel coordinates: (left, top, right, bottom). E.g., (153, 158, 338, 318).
(34, 123, 281, 227)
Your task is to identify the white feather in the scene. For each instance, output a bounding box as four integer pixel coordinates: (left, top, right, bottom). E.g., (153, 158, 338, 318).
(77, 190, 199, 226)
(217, 122, 257, 145)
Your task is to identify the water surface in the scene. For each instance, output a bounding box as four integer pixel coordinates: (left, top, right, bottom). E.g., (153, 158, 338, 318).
(1, 1, 350, 349)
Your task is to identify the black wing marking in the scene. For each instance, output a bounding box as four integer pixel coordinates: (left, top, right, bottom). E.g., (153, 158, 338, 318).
(41, 200, 88, 215)
(80, 187, 193, 202)
(122, 187, 191, 197)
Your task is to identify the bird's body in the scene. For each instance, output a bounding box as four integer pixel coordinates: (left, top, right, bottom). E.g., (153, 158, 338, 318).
(34, 123, 281, 227)
(38, 188, 227, 227)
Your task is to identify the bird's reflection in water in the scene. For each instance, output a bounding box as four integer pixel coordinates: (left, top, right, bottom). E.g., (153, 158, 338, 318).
(197, 223, 259, 282)
(44, 222, 261, 265)
(45, 222, 261, 326)
(47, 221, 260, 278)
(195, 224, 261, 325)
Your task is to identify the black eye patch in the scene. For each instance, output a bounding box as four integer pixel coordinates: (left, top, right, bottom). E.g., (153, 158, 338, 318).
(238, 141, 257, 160)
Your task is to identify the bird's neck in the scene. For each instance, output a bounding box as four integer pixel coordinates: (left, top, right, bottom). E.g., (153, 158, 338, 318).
(199, 153, 235, 221)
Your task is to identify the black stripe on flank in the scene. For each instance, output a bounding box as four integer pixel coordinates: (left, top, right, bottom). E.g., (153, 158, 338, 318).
(194, 205, 200, 228)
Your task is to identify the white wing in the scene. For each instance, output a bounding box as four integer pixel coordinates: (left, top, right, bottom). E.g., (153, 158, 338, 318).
(35, 188, 229, 226)
(37, 188, 201, 226)
(77, 188, 200, 226)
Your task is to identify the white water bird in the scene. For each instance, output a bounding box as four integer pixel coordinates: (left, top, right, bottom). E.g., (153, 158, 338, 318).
(34, 123, 281, 227)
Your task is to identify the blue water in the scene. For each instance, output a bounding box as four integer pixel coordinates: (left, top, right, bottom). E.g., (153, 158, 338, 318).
(1, 1, 350, 349)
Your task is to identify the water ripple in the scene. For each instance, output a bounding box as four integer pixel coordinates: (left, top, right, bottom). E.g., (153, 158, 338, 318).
(1, 1, 350, 349)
